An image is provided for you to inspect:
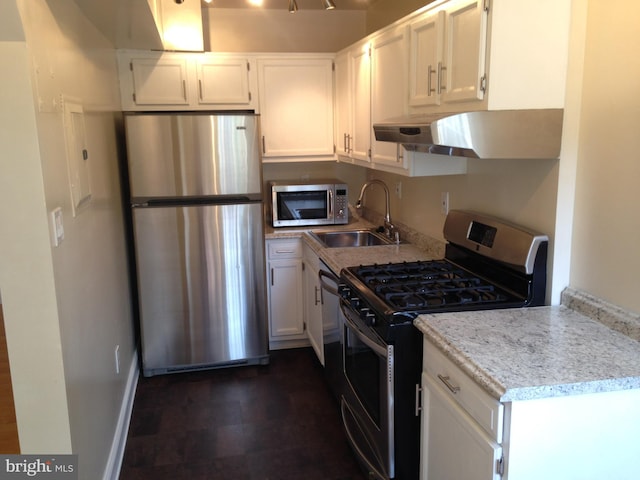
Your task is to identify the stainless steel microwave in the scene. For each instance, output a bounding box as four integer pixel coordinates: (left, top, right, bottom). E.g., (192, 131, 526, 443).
(270, 180, 349, 227)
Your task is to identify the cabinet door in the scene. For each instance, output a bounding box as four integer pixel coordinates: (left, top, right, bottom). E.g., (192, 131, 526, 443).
(258, 58, 335, 159)
(350, 44, 371, 164)
(267, 259, 304, 339)
(421, 373, 502, 480)
(303, 260, 324, 366)
(196, 57, 252, 106)
(334, 51, 351, 157)
(130, 57, 190, 106)
(442, 0, 488, 103)
(371, 25, 409, 169)
(409, 10, 445, 108)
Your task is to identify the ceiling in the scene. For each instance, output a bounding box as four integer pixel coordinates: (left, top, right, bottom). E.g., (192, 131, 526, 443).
(201, 0, 374, 9)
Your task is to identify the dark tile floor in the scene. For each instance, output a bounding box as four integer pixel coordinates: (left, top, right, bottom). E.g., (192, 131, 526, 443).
(120, 348, 367, 480)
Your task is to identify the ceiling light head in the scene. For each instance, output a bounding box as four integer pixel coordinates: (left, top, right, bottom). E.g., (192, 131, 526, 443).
(289, 0, 298, 13)
(323, 0, 336, 10)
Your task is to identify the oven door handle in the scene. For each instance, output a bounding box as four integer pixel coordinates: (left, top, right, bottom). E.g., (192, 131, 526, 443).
(341, 306, 388, 357)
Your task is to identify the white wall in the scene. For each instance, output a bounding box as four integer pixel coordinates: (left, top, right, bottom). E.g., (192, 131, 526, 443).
(0, 15, 73, 454)
(568, 0, 640, 314)
(204, 8, 367, 52)
(365, 0, 434, 34)
(1, 1, 136, 477)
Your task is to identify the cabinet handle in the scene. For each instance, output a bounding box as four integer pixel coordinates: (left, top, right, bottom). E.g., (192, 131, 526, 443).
(437, 61, 446, 93)
(182, 80, 187, 100)
(270, 268, 274, 286)
(427, 64, 436, 96)
(262, 135, 266, 154)
(314, 286, 321, 306)
(343, 133, 348, 152)
(437, 374, 460, 394)
(415, 384, 422, 416)
(198, 79, 203, 100)
(274, 249, 295, 254)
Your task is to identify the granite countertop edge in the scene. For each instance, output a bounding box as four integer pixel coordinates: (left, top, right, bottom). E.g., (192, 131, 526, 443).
(415, 303, 640, 403)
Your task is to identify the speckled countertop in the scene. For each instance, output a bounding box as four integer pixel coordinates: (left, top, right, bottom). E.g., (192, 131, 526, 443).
(415, 306, 640, 402)
(265, 217, 442, 274)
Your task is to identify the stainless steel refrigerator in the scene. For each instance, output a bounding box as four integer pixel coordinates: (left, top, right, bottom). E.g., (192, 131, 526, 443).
(124, 112, 269, 376)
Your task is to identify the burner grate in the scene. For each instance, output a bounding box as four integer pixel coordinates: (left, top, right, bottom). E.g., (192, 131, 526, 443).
(352, 260, 509, 311)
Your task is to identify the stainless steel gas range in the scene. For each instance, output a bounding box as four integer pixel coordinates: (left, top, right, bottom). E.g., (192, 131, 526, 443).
(337, 210, 549, 480)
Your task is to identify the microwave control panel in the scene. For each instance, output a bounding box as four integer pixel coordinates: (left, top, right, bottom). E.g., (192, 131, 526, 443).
(334, 186, 348, 224)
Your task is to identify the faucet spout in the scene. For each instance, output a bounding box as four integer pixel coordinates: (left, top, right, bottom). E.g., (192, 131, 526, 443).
(356, 179, 396, 240)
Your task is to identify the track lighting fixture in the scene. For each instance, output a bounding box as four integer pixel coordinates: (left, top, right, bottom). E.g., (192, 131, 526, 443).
(322, 0, 336, 9)
(287, 0, 336, 13)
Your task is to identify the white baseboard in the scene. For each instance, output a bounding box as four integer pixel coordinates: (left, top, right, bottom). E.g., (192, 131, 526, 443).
(102, 350, 139, 480)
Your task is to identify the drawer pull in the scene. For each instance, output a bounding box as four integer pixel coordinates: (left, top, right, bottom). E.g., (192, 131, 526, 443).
(437, 374, 460, 394)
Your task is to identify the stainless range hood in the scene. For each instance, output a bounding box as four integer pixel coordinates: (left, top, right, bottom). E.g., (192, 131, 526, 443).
(373, 109, 563, 159)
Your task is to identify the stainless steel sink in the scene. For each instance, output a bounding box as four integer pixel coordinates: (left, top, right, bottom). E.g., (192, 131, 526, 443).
(310, 229, 394, 248)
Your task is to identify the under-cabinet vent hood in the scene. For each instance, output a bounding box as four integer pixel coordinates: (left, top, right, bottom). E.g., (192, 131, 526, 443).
(373, 109, 563, 159)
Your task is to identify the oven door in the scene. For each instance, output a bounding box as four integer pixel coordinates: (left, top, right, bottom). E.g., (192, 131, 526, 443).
(341, 301, 394, 480)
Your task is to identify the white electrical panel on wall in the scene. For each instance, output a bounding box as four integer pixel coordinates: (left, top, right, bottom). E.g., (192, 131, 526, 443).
(62, 98, 91, 216)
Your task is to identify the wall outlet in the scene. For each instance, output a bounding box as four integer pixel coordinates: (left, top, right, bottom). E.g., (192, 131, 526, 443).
(440, 192, 449, 214)
(51, 207, 64, 246)
(114, 345, 120, 375)
(394, 182, 402, 199)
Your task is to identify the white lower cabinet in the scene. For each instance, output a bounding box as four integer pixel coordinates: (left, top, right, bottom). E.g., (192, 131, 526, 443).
(422, 339, 503, 480)
(265, 239, 305, 348)
(422, 372, 502, 480)
(302, 243, 324, 365)
(422, 338, 640, 480)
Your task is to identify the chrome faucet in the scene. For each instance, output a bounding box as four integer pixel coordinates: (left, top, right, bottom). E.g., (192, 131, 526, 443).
(355, 179, 398, 242)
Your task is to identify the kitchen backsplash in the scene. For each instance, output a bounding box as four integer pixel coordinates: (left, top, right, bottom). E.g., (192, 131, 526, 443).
(562, 288, 640, 342)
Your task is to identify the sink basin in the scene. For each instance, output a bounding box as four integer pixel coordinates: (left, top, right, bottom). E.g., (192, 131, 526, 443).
(310, 229, 394, 248)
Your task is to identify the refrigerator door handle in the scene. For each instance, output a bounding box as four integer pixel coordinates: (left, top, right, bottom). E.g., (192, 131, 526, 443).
(133, 195, 258, 207)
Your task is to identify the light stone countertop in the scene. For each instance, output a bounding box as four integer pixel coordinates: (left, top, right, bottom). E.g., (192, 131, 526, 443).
(265, 217, 441, 274)
(415, 306, 640, 402)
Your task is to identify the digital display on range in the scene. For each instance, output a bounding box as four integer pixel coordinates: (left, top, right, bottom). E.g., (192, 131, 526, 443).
(468, 221, 497, 248)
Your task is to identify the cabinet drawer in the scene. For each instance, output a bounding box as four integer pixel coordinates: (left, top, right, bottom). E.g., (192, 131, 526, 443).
(423, 339, 503, 443)
(267, 239, 302, 259)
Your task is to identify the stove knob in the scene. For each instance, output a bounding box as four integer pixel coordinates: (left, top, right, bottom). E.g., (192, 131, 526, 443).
(349, 297, 360, 308)
(363, 311, 377, 327)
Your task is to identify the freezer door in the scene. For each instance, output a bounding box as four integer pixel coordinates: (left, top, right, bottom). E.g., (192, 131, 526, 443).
(133, 203, 268, 375)
(125, 113, 262, 198)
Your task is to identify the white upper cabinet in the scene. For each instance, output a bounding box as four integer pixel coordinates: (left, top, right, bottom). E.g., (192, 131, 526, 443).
(371, 25, 409, 170)
(334, 50, 351, 158)
(117, 50, 257, 111)
(128, 55, 190, 106)
(196, 55, 254, 107)
(407, 0, 571, 114)
(257, 56, 335, 161)
(409, 0, 487, 112)
(441, 0, 488, 104)
(335, 40, 372, 166)
(408, 10, 445, 108)
(349, 41, 372, 166)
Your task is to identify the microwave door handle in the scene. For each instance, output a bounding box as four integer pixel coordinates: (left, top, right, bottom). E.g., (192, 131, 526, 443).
(328, 189, 333, 217)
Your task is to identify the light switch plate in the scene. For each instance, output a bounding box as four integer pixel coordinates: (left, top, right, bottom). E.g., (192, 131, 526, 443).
(51, 207, 64, 246)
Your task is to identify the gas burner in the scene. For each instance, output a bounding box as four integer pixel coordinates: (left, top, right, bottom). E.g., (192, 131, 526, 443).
(347, 260, 516, 314)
